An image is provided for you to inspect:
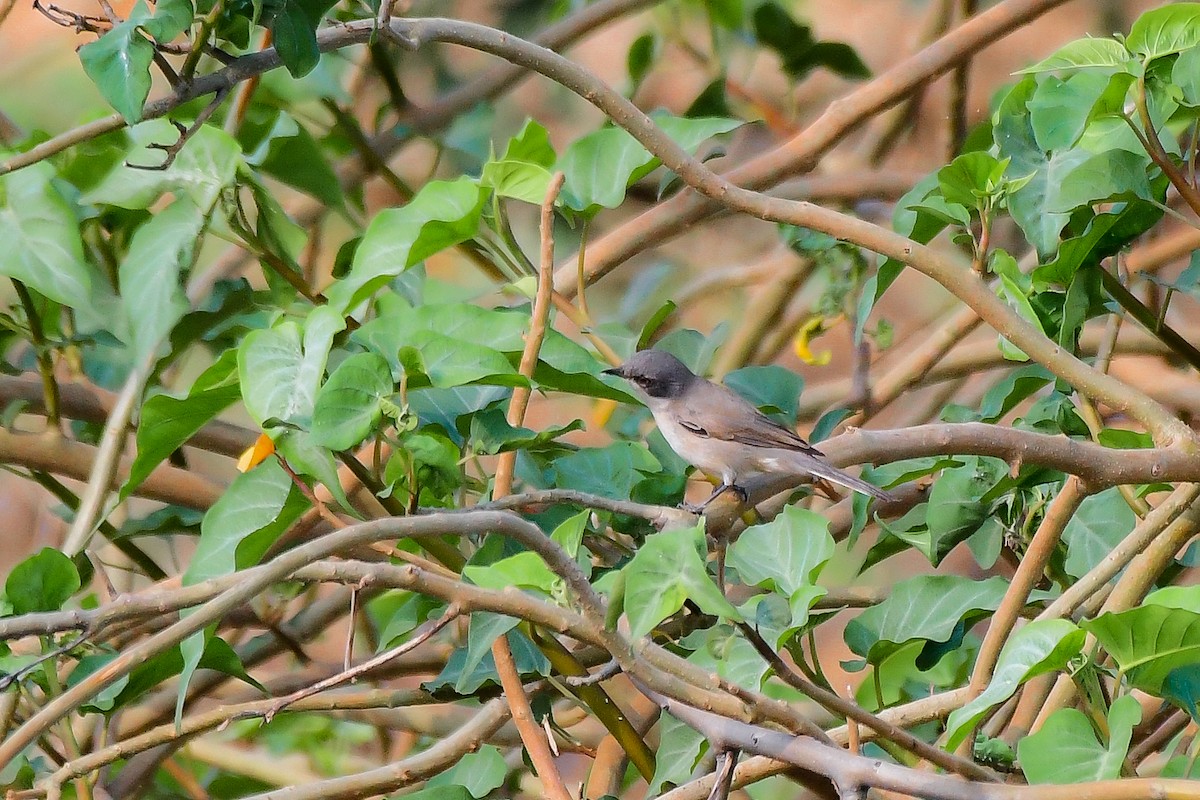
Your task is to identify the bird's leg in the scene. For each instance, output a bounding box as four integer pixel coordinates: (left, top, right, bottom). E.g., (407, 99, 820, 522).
(680, 482, 747, 514)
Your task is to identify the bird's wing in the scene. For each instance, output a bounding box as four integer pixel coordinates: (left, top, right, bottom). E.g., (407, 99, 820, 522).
(674, 382, 825, 458)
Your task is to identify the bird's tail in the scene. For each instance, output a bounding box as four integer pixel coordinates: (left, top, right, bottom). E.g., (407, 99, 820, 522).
(798, 455, 896, 503)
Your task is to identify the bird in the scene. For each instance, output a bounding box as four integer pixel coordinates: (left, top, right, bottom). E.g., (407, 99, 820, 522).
(604, 349, 895, 512)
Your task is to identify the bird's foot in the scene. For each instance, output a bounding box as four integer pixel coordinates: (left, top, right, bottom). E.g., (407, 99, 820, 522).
(679, 483, 748, 515)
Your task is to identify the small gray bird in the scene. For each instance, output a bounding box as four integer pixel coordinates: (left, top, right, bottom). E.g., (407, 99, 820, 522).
(605, 350, 895, 511)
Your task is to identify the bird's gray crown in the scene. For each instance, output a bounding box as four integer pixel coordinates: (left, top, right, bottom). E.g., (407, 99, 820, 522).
(605, 349, 697, 399)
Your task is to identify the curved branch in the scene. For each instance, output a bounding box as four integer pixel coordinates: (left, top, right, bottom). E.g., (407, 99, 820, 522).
(795, 325, 1178, 419)
(0, 373, 257, 457)
(241, 699, 512, 800)
(821, 422, 1200, 490)
(0, 510, 597, 768)
(382, 16, 1191, 444)
(551, 0, 1083, 295)
(0, 428, 222, 510)
(648, 687, 1200, 800)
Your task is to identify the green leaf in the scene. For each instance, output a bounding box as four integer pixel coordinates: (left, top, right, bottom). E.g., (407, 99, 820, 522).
(1145, 585, 1200, 610)
(327, 178, 485, 313)
(752, 2, 869, 80)
(1028, 70, 1133, 153)
(870, 172, 942, 317)
(1062, 488, 1135, 579)
(426, 745, 508, 798)
(310, 351, 394, 451)
(1163, 664, 1200, 722)
(1127, 3, 1200, 60)
(425, 629, 549, 697)
(994, 76, 1091, 257)
(398, 788, 471, 800)
(1173, 46, 1200, 106)
(1085, 604, 1200, 694)
(937, 152, 1005, 208)
(623, 523, 740, 639)
(1018, 694, 1141, 783)
(184, 458, 309, 586)
(404, 386, 508, 443)
(0, 162, 96, 312)
(464, 552, 557, 594)
(67, 654, 131, 713)
(728, 505, 833, 597)
(80, 119, 242, 210)
(627, 32, 657, 85)
(118, 196, 205, 362)
(353, 301, 627, 401)
(247, 112, 343, 207)
(140, 0, 192, 40)
(1033, 202, 1161, 288)
(502, 119, 556, 168)
(993, 249, 1048, 361)
(685, 624, 770, 690)
(551, 510, 589, 560)
(1049, 149, 1153, 213)
(269, 0, 338, 77)
(78, 4, 155, 123)
(456, 612, 519, 694)
(1017, 38, 1134, 73)
(919, 457, 1007, 564)
(377, 593, 442, 650)
(479, 159, 553, 205)
(124, 350, 241, 499)
(557, 114, 741, 214)
(844, 575, 1011, 666)
(467, 407, 583, 455)
(239, 308, 343, 429)
(552, 441, 661, 500)
(646, 712, 707, 797)
(275, 429, 357, 514)
(398, 331, 524, 389)
(6, 548, 81, 614)
(723, 365, 804, 423)
(978, 364, 1053, 422)
(480, 120, 558, 204)
(944, 619, 1085, 749)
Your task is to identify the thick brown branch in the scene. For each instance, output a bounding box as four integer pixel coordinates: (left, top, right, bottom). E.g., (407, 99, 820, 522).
(0, 428, 222, 510)
(822, 423, 1200, 491)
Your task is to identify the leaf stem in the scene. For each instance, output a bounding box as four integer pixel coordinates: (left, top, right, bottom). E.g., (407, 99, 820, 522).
(13, 280, 62, 434)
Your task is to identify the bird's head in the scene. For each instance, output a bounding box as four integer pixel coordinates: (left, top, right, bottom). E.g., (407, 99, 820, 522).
(603, 350, 697, 399)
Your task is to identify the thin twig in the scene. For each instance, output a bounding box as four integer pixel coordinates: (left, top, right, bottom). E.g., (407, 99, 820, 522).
(735, 622, 998, 781)
(127, 88, 229, 171)
(261, 605, 461, 722)
(487, 172, 574, 800)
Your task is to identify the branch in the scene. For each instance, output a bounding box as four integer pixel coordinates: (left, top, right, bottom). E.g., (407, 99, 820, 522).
(1035, 483, 1200, 622)
(382, 16, 1191, 444)
(464, 488, 696, 529)
(238, 699, 512, 800)
(0, 0, 662, 177)
(820, 422, 1200, 490)
(0, 428, 222, 511)
(735, 622, 998, 781)
(642, 685, 1200, 800)
(0, 510, 600, 768)
(969, 479, 1085, 695)
(0, 373, 256, 457)
(796, 324, 1177, 419)
(552, 0, 1084, 295)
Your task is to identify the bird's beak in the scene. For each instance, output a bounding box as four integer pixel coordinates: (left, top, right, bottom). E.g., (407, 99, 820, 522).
(602, 365, 625, 377)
